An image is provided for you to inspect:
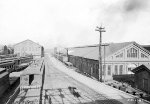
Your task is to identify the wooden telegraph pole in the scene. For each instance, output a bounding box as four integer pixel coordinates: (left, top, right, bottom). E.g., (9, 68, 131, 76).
(95, 26, 106, 82)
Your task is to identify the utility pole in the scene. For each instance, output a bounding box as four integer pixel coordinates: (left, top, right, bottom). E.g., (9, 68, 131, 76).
(95, 26, 106, 82)
(103, 45, 106, 82)
(103, 44, 109, 82)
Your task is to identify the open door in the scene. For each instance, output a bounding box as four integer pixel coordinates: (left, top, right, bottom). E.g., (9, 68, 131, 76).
(29, 74, 34, 85)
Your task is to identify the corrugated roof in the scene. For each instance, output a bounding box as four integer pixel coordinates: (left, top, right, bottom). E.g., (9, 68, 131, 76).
(69, 42, 134, 60)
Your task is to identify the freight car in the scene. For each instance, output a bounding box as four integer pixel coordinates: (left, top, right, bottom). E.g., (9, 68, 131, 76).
(13, 58, 44, 104)
(0, 56, 33, 72)
(0, 68, 10, 97)
(0, 60, 15, 73)
(3, 56, 33, 65)
(0, 54, 17, 59)
(19, 56, 33, 64)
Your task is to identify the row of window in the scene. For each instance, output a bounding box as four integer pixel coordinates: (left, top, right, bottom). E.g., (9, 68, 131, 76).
(114, 65, 123, 75)
(102, 64, 124, 75)
(116, 48, 148, 59)
(70, 57, 125, 76)
(1, 65, 14, 70)
(127, 48, 138, 58)
(102, 65, 111, 75)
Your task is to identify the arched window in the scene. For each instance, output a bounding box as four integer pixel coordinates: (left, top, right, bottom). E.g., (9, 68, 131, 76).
(127, 48, 138, 58)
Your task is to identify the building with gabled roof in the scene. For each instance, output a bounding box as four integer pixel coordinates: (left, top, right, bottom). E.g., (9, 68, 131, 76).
(132, 64, 150, 93)
(68, 41, 150, 81)
(14, 39, 44, 58)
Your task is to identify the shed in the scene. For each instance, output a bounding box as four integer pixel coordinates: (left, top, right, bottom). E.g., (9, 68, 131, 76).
(132, 64, 150, 93)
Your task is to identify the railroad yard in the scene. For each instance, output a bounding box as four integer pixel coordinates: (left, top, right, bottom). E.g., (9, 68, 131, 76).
(0, 54, 149, 104)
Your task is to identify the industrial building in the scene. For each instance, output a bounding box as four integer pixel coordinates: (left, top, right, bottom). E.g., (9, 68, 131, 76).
(68, 41, 150, 81)
(14, 39, 44, 58)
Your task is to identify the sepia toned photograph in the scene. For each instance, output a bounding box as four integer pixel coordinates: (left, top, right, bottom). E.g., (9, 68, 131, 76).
(0, 0, 150, 104)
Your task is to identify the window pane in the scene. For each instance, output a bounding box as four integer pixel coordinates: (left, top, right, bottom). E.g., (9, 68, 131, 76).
(115, 65, 118, 75)
(119, 65, 123, 75)
(102, 65, 106, 75)
(127, 48, 137, 58)
(108, 65, 111, 75)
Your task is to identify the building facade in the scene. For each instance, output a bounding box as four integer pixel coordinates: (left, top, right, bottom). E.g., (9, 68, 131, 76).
(68, 42, 150, 81)
(14, 39, 44, 58)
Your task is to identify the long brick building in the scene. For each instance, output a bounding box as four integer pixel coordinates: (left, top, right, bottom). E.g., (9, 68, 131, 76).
(68, 42, 150, 81)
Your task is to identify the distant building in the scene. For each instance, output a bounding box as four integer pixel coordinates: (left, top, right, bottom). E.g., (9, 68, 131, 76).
(68, 42, 150, 81)
(132, 64, 150, 93)
(14, 39, 44, 58)
(0, 45, 14, 56)
(3, 45, 8, 55)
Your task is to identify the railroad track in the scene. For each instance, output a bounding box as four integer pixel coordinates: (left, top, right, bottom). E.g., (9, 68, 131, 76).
(43, 58, 125, 104)
(44, 56, 150, 104)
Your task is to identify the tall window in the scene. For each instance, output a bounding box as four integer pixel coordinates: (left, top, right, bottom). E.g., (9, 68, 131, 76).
(93, 64, 96, 73)
(102, 65, 106, 75)
(36, 47, 38, 51)
(119, 65, 123, 75)
(127, 48, 138, 58)
(22, 47, 24, 51)
(96, 64, 99, 74)
(107, 65, 111, 75)
(114, 65, 118, 75)
(29, 47, 31, 51)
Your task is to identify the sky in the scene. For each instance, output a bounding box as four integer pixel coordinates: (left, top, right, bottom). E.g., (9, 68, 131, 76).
(0, 0, 150, 49)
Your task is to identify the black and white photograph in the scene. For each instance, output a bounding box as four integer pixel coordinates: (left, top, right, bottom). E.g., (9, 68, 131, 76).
(0, 0, 150, 104)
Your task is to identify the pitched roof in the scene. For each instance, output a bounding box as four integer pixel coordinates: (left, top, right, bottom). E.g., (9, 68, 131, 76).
(69, 41, 135, 60)
(132, 64, 150, 73)
(14, 39, 42, 47)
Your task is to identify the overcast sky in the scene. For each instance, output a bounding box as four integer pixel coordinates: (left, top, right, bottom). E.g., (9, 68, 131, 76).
(0, 0, 150, 48)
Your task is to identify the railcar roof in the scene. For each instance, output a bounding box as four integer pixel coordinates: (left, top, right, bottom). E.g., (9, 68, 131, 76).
(21, 65, 42, 75)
